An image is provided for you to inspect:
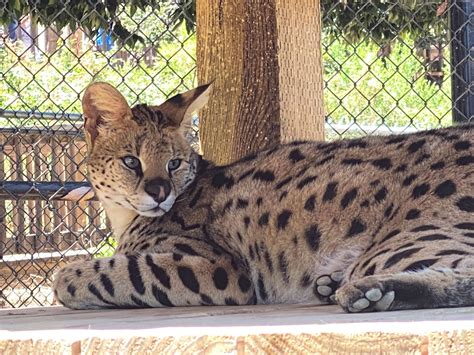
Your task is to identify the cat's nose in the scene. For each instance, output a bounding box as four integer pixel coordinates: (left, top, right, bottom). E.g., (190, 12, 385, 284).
(144, 177, 171, 203)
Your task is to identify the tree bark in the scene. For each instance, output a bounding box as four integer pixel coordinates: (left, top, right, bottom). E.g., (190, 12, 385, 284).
(197, 0, 325, 165)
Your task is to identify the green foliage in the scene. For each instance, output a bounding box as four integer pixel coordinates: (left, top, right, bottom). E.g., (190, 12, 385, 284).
(323, 36, 452, 139)
(0, 23, 196, 128)
(0, 1, 191, 47)
(1, 1, 447, 48)
(321, 0, 448, 46)
(93, 236, 117, 258)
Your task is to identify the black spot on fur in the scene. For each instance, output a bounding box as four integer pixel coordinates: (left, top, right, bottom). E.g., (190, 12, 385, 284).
(364, 264, 376, 276)
(411, 225, 440, 232)
(436, 249, 470, 256)
(341, 188, 358, 209)
(278, 252, 290, 284)
(248, 245, 255, 260)
(225, 298, 238, 305)
(146, 255, 171, 289)
(177, 266, 200, 293)
(173, 253, 183, 261)
(395, 164, 408, 172)
(88, 283, 115, 306)
(403, 259, 439, 272)
(411, 183, 430, 199)
(76, 269, 82, 277)
(417, 234, 450, 241)
(454, 223, 474, 230)
(456, 155, 474, 166)
(264, 250, 274, 273)
(454, 141, 471, 151)
(315, 154, 336, 166)
(434, 180, 456, 198)
(222, 199, 233, 215)
(243, 216, 251, 228)
(405, 209, 421, 220)
(236, 198, 249, 209)
(188, 187, 203, 208)
(276, 210, 292, 230)
(100, 274, 115, 297)
(407, 139, 426, 153)
(256, 197, 263, 206)
(347, 140, 368, 148)
(414, 153, 430, 165)
(289, 148, 306, 163)
(323, 182, 338, 202)
(152, 284, 173, 307)
(430, 161, 445, 170)
(456, 196, 474, 212)
(374, 187, 388, 203)
(383, 248, 423, 269)
(200, 293, 214, 305)
(211, 171, 234, 189)
(347, 218, 366, 237)
(341, 158, 363, 165)
(402, 174, 418, 187)
(257, 273, 268, 301)
(300, 272, 312, 288)
(305, 224, 321, 251)
(275, 176, 292, 190)
(372, 158, 392, 170)
(304, 195, 316, 211)
(238, 274, 252, 293)
(253, 170, 276, 182)
(213, 267, 229, 290)
(360, 199, 370, 207)
(258, 212, 270, 226)
(384, 203, 394, 218)
(127, 255, 145, 295)
(297, 175, 318, 189)
(379, 229, 401, 244)
(174, 243, 199, 256)
(67, 284, 76, 297)
(237, 168, 256, 182)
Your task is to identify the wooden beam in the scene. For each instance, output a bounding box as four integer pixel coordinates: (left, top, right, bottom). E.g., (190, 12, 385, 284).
(1, 305, 474, 353)
(197, 0, 325, 164)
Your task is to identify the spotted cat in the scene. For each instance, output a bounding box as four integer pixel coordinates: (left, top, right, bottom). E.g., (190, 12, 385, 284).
(53, 82, 474, 312)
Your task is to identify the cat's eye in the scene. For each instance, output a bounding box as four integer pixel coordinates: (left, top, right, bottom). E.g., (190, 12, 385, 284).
(122, 156, 141, 171)
(167, 158, 182, 171)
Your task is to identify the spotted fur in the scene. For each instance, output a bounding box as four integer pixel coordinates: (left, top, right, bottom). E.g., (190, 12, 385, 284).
(53, 83, 474, 312)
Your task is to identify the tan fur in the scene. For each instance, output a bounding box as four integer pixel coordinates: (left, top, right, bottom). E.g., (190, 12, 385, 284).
(53, 84, 474, 312)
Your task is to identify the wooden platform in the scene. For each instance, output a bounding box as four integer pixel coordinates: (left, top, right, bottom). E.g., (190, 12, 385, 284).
(1, 304, 474, 354)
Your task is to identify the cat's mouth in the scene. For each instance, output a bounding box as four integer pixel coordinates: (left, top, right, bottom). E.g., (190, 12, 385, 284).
(136, 205, 166, 217)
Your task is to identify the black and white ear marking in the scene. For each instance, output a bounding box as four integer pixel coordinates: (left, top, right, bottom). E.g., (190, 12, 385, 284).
(157, 83, 213, 136)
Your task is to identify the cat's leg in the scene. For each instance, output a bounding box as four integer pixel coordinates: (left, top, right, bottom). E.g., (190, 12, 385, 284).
(335, 267, 474, 312)
(53, 252, 255, 309)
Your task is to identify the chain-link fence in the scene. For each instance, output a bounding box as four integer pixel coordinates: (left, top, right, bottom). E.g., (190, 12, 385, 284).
(0, 1, 472, 308)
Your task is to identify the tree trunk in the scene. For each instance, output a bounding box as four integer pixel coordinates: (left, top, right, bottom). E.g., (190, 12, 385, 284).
(197, 0, 325, 165)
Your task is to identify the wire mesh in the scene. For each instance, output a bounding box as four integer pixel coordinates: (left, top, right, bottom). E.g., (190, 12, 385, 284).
(0, 1, 472, 308)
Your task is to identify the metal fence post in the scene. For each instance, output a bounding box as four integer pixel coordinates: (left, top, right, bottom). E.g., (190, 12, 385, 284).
(450, 0, 474, 123)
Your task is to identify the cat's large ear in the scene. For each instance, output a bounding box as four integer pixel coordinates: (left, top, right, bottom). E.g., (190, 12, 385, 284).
(82, 82, 133, 148)
(157, 83, 212, 135)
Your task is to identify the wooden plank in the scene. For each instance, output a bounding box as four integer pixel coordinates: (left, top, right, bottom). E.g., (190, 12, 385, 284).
(0, 305, 473, 353)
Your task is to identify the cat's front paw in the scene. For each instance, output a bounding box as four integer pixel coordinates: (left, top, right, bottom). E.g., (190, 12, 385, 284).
(335, 276, 395, 312)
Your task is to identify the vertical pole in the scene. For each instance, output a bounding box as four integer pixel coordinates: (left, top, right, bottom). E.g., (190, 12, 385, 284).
(197, 0, 325, 164)
(450, 0, 473, 123)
